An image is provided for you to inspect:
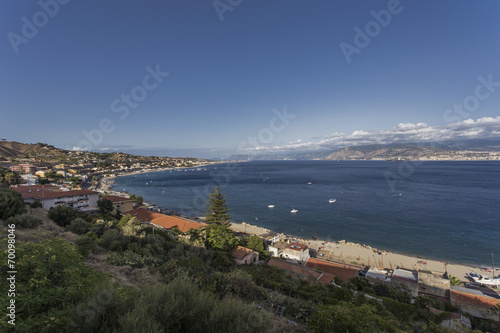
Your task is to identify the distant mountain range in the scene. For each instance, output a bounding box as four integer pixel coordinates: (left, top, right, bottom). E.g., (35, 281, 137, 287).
(229, 139, 500, 161)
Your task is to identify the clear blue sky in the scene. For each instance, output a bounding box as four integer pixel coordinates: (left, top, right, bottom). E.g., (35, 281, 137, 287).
(1, 0, 499, 158)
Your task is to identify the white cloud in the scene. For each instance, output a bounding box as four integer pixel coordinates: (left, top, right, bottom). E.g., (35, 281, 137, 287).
(238, 116, 500, 153)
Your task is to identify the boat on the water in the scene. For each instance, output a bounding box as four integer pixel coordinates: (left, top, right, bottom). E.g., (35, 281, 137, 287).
(329, 199, 336, 203)
(466, 272, 500, 286)
(268, 205, 275, 208)
(291, 209, 298, 213)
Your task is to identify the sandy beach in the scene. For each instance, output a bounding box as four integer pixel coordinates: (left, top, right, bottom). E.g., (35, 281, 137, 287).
(229, 221, 486, 283)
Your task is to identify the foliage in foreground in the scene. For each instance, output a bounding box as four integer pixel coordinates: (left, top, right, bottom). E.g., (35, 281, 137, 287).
(4, 214, 42, 229)
(0, 187, 26, 220)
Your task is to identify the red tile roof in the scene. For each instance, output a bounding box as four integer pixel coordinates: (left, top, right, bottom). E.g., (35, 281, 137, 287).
(232, 246, 256, 260)
(125, 208, 206, 233)
(306, 258, 359, 282)
(451, 290, 500, 308)
(102, 195, 134, 203)
(125, 208, 166, 222)
(14, 185, 98, 199)
(268, 258, 334, 285)
(152, 215, 206, 233)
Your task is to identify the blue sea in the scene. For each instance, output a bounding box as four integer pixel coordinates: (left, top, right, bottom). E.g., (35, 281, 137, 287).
(112, 160, 500, 266)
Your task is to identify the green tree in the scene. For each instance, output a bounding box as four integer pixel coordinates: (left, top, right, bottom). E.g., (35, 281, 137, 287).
(48, 205, 78, 227)
(0, 187, 26, 220)
(97, 198, 114, 215)
(205, 187, 231, 225)
(206, 224, 238, 252)
(0, 167, 23, 187)
(134, 195, 144, 205)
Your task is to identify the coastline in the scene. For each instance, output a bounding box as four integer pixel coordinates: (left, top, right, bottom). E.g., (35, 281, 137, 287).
(229, 221, 486, 283)
(103, 164, 496, 283)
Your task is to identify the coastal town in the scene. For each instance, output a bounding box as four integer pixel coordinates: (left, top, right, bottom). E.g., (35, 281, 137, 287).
(2, 140, 499, 331)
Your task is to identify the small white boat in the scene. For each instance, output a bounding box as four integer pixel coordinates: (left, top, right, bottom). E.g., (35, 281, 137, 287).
(466, 272, 500, 286)
(291, 209, 298, 213)
(268, 205, 275, 208)
(329, 199, 336, 203)
(307, 182, 312, 185)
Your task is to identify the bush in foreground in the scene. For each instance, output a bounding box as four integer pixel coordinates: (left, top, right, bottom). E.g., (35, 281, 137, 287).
(4, 214, 42, 229)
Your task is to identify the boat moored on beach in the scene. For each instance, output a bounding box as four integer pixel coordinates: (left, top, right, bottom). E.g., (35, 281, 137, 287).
(466, 272, 500, 286)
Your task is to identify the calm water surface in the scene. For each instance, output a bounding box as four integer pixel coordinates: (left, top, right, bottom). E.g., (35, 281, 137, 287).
(112, 160, 500, 266)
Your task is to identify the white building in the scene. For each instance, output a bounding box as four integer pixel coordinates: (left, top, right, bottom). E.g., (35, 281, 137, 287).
(282, 242, 311, 263)
(14, 185, 99, 212)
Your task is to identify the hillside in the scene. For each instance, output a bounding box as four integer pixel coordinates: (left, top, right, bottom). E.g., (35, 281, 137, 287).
(0, 141, 210, 165)
(323, 144, 452, 160)
(0, 141, 67, 159)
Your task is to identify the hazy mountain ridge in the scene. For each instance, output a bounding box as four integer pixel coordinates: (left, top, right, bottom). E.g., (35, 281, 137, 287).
(230, 139, 500, 161)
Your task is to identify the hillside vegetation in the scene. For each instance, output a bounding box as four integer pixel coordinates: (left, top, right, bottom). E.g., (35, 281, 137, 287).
(0, 204, 495, 332)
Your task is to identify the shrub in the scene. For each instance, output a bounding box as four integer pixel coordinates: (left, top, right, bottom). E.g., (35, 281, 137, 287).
(75, 232, 98, 256)
(48, 205, 78, 227)
(118, 277, 270, 333)
(5, 214, 42, 228)
(99, 229, 129, 251)
(0, 239, 104, 332)
(0, 187, 26, 220)
(66, 217, 92, 235)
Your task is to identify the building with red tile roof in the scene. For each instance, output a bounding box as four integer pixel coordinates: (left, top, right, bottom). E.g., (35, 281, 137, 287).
(14, 185, 99, 211)
(125, 208, 206, 234)
(306, 257, 359, 282)
(232, 246, 259, 265)
(268, 258, 335, 285)
(101, 195, 135, 214)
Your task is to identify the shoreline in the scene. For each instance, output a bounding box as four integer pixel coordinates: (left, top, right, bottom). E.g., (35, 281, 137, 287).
(229, 221, 492, 283)
(103, 164, 496, 283)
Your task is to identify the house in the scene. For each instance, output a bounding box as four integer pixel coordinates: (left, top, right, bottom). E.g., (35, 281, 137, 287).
(366, 268, 391, 283)
(14, 185, 99, 212)
(268, 241, 287, 257)
(390, 268, 419, 298)
(21, 174, 38, 186)
(306, 257, 360, 282)
(282, 242, 310, 263)
(418, 270, 450, 299)
(268, 258, 335, 285)
(232, 246, 259, 265)
(126, 208, 207, 235)
(35, 170, 47, 178)
(10, 164, 38, 174)
(102, 195, 135, 214)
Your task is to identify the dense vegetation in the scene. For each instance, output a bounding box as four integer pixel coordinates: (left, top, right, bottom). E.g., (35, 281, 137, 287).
(0, 187, 495, 332)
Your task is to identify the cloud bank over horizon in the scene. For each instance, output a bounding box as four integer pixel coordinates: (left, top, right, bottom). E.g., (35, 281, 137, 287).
(239, 116, 500, 153)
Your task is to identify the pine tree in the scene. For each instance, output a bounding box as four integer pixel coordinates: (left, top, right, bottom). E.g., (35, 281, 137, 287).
(205, 187, 231, 225)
